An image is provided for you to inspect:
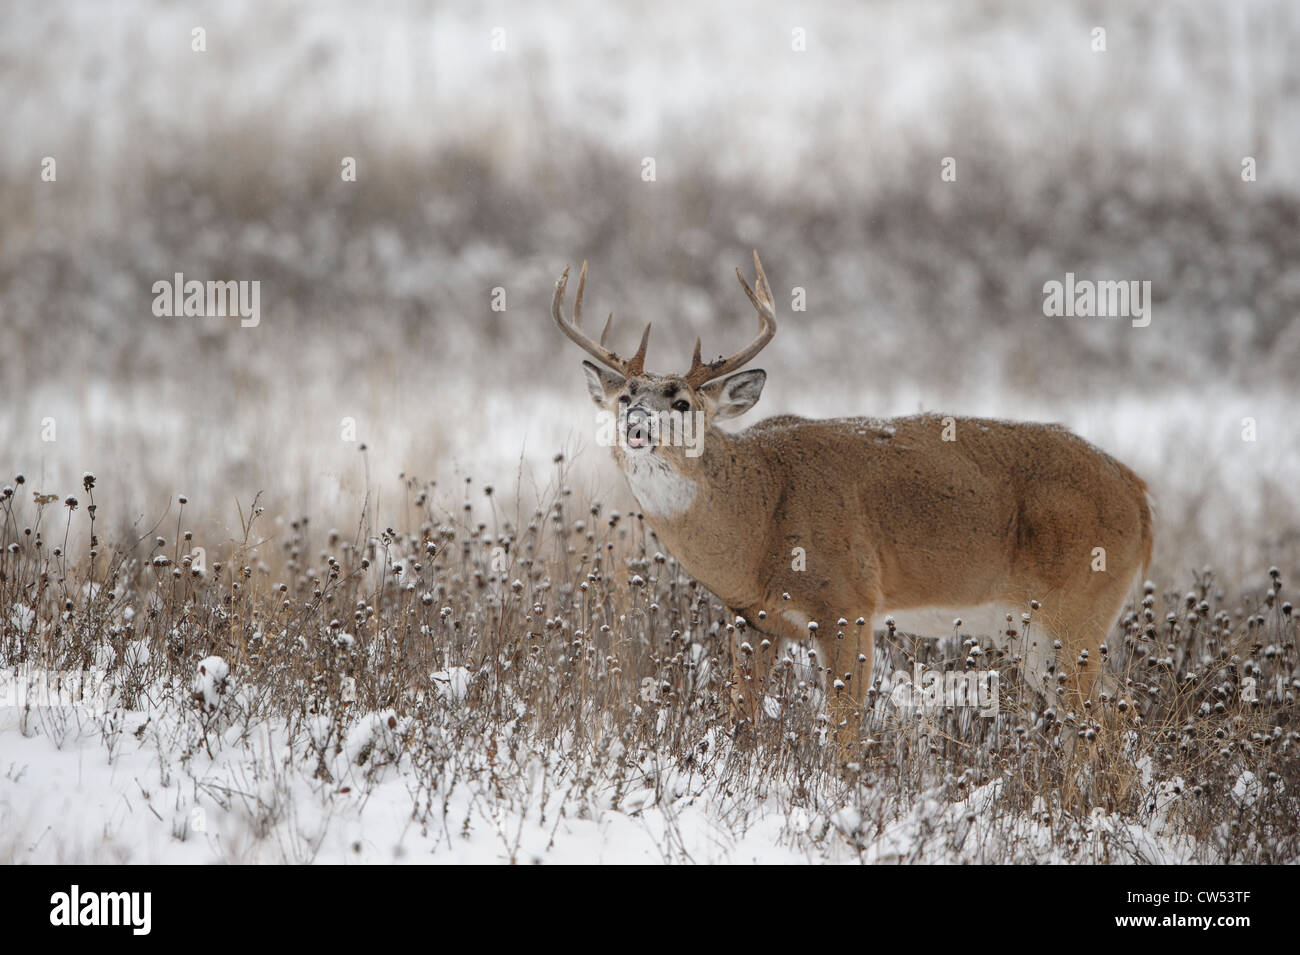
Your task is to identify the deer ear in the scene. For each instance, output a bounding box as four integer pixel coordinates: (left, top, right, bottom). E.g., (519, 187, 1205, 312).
(701, 369, 766, 419)
(581, 361, 625, 406)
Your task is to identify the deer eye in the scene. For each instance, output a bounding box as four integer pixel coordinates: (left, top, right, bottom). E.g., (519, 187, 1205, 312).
(672, 399, 691, 413)
(618, 394, 630, 405)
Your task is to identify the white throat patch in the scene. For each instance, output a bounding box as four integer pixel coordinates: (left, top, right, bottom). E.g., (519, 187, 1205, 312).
(622, 453, 697, 517)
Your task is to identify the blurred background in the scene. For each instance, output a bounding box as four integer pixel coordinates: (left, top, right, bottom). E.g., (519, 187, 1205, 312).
(1, 0, 1297, 575)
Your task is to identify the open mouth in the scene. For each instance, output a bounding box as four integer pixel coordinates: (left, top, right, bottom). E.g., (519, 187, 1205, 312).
(625, 429, 653, 450)
(624, 410, 655, 450)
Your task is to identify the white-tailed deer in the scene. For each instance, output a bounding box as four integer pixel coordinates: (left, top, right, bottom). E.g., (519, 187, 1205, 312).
(552, 252, 1153, 754)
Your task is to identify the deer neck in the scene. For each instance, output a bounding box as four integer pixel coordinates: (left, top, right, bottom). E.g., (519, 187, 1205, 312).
(621, 450, 701, 520)
(617, 428, 771, 602)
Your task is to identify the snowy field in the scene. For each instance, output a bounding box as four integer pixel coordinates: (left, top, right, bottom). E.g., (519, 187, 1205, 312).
(2, 0, 1298, 864)
(0, 689, 1213, 865)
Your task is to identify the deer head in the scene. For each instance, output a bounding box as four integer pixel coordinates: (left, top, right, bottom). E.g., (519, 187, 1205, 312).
(551, 251, 777, 466)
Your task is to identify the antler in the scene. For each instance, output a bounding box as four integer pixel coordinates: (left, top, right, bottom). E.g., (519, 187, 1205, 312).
(551, 261, 651, 377)
(683, 250, 777, 388)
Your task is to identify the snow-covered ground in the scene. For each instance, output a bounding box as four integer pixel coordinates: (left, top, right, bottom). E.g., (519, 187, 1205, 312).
(0, 665, 1226, 864)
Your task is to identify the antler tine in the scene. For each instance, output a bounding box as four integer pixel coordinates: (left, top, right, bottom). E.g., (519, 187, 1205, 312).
(736, 249, 775, 321)
(551, 262, 650, 376)
(573, 260, 588, 326)
(683, 251, 778, 387)
(627, 322, 652, 376)
(752, 248, 774, 310)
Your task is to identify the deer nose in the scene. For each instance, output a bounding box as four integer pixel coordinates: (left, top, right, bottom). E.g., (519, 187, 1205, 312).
(625, 406, 655, 448)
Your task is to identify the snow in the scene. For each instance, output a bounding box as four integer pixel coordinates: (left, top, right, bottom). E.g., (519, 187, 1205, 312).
(0, 668, 1218, 864)
(190, 657, 230, 713)
(430, 667, 473, 704)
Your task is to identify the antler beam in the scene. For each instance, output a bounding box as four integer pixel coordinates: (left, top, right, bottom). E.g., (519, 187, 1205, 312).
(683, 250, 777, 387)
(551, 262, 651, 377)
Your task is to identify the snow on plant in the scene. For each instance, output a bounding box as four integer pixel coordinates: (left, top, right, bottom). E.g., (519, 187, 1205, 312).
(192, 656, 230, 713)
(431, 667, 473, 704)
(344, 710, 407, 769)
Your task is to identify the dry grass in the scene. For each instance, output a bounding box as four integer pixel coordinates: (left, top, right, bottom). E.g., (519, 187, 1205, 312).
(2, 462, 1295, 863)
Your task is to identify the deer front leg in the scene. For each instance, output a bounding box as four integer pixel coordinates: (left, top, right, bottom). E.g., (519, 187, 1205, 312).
(729, 592, 876, 765)
(728, 611, 776, 728)
(815, 614, 876, 762)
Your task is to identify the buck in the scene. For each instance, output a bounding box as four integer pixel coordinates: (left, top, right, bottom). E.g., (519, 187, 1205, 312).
(552, 252, 1153, 754)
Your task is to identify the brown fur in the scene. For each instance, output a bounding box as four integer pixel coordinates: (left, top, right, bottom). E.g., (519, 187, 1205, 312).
(638, 413, 1150, 733)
